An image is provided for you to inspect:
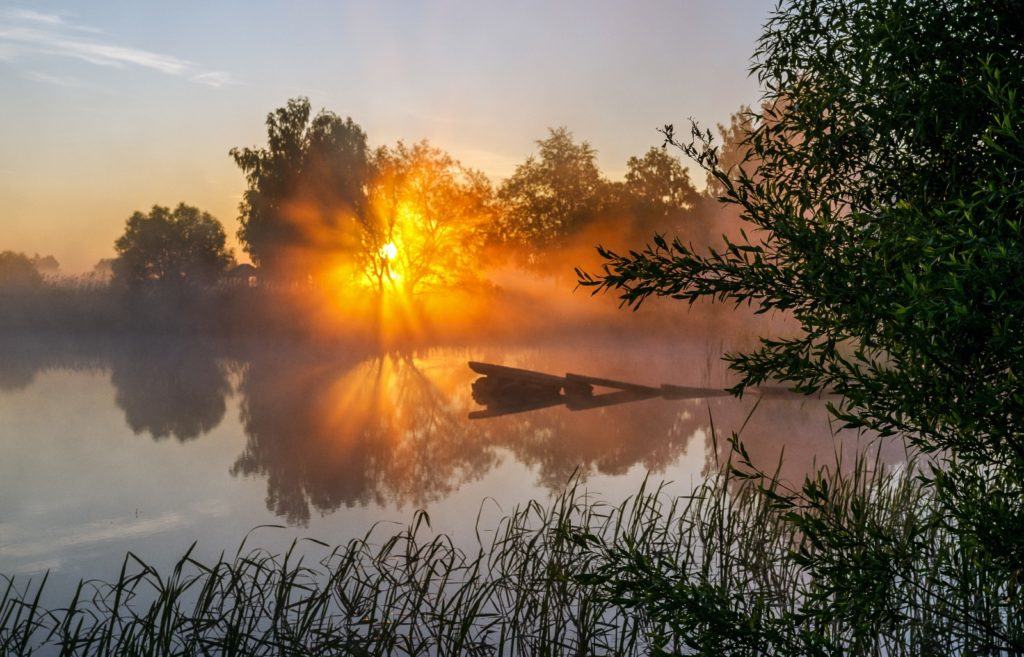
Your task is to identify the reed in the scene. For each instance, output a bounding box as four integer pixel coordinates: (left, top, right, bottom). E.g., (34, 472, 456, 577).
(1, 450, 1018, 656)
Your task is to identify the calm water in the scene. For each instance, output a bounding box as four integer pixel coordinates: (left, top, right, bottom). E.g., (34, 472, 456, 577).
(0, 332, 898, 600)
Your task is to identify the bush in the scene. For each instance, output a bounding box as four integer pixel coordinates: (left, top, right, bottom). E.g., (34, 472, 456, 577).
(581, 0, 1024, 570)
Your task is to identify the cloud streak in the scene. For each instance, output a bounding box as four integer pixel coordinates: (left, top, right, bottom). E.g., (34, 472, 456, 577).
(1, 7, 103, 33)
(0, 7, 233, 85)
(191, 70, 234, 88)
(22, 68, 85, 87)
(4, 8, 63, 25)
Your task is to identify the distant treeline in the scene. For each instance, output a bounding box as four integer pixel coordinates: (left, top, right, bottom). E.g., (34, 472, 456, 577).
(1, 99, 754, 335)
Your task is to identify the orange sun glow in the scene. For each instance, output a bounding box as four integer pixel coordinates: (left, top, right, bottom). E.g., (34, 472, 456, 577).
(379, 241, 398, 261)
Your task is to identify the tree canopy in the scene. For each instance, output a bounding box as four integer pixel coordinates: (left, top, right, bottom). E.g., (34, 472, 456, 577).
(364, 141, 493, 293)
(0, 251, 43, 288)
(113, 204, 234, 288)
(496, 127, 607, 247)
(622, 147, 698, 214)
(231, 97, 371, 275)
(29, 254, 59, 277)
(230, 102, 722, 280)
(616, 146, 702, 237)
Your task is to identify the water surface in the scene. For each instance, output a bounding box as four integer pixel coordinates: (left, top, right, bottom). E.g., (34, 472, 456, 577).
(0, 333, 897, 600)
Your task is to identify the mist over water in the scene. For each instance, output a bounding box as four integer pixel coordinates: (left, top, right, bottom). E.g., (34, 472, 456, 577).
(0, 324, 903, 604)
(0, 96, 897, 613)
(0, 138, 889, 612)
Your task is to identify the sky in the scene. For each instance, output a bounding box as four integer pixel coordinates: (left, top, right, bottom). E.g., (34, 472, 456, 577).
(0, 1, 771, 272)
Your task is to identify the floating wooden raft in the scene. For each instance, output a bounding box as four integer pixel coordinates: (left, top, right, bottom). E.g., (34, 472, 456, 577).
(468, 361, 736, 419)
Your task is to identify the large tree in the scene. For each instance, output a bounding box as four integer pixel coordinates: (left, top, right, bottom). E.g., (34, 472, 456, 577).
(496, 127, 608, 247)
(364, 141, 493, 293)
(113, 204, 234, 288)
(231, 97, 372, 274)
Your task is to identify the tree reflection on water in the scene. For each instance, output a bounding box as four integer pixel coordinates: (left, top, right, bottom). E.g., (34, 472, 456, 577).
(0, 336, 900, 526)
(233, 350, 497, 524)
(110, 340, 231, 442)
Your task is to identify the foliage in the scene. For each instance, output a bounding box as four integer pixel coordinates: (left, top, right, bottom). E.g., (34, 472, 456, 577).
(0, 251, 43, 288)
(112, 204, 234, 288)
(581, 445, 1023, 656)
(580, 0, 1024, 569)
(28, 254, 59, 276)
(494, 131, 713, 261)
(364, 141, 494, 293)
(230, 100, 716, 282)
(496, 127, 608, 247)
(621, 147, 699, 218)
(614, 146, 704, 240)
(90, 258, 115, 283)
(231, 97, 372, 274)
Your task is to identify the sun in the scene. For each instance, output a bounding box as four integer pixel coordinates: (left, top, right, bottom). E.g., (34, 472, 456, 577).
(377, 240, 404, 285)
(379, 241, 398, 261)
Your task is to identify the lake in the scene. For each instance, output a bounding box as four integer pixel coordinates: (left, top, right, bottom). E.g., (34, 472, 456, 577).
(0, 331, 898, 602)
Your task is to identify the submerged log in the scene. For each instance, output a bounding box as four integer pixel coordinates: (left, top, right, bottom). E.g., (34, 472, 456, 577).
(467, 361, 827, 419)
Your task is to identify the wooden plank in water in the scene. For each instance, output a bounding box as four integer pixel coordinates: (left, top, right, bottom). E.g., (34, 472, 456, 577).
(661, 384, 733, 400)
(564, 389, 661, 411)
(468, 361, 568, 386)
(564, 372, 660, 394)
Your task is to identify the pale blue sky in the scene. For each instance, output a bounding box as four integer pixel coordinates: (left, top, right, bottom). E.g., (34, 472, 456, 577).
(0, 1, 771, 270)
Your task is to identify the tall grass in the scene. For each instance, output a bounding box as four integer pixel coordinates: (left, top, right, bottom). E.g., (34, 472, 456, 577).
(1, 450, 1018, 656)
(580, 450, 1022, 656)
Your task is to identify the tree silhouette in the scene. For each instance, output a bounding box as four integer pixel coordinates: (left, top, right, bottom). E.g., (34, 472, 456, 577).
(231, 97, 371, 276)
(29, 254, 60, 277)
(582, 0, 1024, 616)
(496, 127, 608, 248)
(623, 147, 699, 214)
(112, 204, 234, 288)
(0, 251, 43, 288)
(89, 258, 115, 283)
(613, 146, 704, 241)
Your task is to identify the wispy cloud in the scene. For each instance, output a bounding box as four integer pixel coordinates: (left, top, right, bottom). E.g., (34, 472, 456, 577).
(0, 7, 100, 32)
(192, 70, 235, 88)
(3, 7, 63, 25)
(22, 68, 84, 87)
(0, 25, 190, 73)
(0, 6, 233, 86)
